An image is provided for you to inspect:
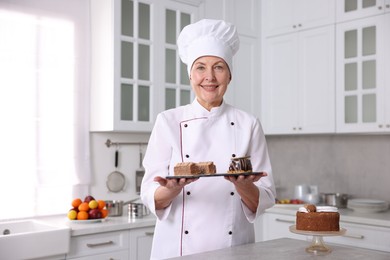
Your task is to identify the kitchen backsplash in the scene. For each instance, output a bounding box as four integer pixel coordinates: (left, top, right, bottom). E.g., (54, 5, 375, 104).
(90, 132, 390, 203)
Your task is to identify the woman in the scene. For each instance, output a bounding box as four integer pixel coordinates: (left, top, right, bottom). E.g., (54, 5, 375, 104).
(141, 19, 276, 259)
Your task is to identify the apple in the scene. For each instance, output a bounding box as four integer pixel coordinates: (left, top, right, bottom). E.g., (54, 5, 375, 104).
(88, 208, 102, 219)
(89, 200, 98, 209)
(84, 195, 95, 203)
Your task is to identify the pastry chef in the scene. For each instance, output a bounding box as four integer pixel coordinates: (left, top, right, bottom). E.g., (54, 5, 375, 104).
(141, 19, 276, 259)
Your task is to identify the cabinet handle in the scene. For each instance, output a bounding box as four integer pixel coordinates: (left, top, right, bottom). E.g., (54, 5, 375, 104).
(293, 25, 297, 29)
(145, 231, 154, 236)
(298, 24, 302, 27)
(378, 6, 383, 10)
(379, 124, 383, 128)
(386, 124, 390, 128)
(386, 4, 390, 8)
(275, 218, 295, 224)
(343, 234, 364, 240)
(86, 240, 114, 248)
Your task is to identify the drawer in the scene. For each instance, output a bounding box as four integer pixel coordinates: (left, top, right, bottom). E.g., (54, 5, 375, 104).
(325, 222, 390, 252)
(67, 249, 128, 260)
(67, 230, 129, 258)
(261, 213, 306, 241)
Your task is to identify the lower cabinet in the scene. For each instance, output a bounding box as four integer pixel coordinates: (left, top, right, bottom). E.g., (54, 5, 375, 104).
(129, 226, 155, 260)
(66, 226, 154, 260)
(256, 211, 390, 253)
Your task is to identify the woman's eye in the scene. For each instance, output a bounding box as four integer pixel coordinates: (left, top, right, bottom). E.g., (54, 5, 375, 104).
(214, 65, 224, 71)
(196, 66, 205, 71)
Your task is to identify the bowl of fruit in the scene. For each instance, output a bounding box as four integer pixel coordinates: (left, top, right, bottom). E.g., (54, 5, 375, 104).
(67, 195, 109, 222)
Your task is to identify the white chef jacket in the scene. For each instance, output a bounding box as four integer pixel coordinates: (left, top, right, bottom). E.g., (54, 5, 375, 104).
(141, 99, 276, 260)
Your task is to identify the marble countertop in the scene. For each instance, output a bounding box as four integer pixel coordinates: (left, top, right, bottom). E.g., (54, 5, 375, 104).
(268, 204, 390, 228)
(38, 213, 156, 236)
(168, 238, 390, 260)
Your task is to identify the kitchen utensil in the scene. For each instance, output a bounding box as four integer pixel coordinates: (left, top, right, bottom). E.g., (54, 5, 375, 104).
(106, 148, 126, 192)
(105, 200, 124, 216)
(135, 145, 145, 195)
(321, 193, 348, 208)
(128, 202, 150, 218)
(294, 184, 311, 200)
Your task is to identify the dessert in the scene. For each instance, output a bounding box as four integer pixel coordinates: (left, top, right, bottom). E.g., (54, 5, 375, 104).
(227, 156, 252, 173)
(296, 204, 340, 232)
(174, 162, 216, 176)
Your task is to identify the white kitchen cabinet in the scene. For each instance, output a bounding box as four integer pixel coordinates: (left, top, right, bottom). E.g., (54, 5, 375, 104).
(90, 0, 200, 132)
(257, 211, 390, 253)
(326, 221, 390, 252)
(262, 0, 335, 37)
(66, 230, 129, 259)
(257, 212, 306, 241)
(336, 13, 390, 133)
(261, 25, 335, 134)
(129, 226, 154, 260)
(336, 0, 390, 23)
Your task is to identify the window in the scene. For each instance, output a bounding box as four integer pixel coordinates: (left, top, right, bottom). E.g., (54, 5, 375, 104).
(0, 0, 90, 219)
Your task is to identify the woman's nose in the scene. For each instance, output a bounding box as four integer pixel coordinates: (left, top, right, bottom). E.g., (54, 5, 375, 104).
(205, 68, 216, 81)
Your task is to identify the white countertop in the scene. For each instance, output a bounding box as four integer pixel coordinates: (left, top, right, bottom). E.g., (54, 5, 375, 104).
(37, 213, 156, 236)
(268, 204, 390, 228)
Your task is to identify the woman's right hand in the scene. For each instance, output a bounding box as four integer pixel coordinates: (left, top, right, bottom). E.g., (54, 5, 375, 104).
(153, 176, 198, 209)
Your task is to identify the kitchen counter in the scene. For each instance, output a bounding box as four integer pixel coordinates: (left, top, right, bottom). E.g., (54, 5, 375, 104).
(268, 204, 390, 228)
(38, 214, 156, 236)
(168, 238, 390, 260)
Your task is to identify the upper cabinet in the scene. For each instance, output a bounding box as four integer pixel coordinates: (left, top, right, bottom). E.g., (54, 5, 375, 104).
(336, 0, 390, 23)
(90, 0, 199, 132)
(261, 26, 335, 134)
(262, 0, 335, 37)
(336, 13, 390, 133)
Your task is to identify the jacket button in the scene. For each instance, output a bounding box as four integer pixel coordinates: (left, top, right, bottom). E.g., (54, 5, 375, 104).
(186, 154, 190, 158)
(187, 191, 191, 195)
(184, 124, 188, 127)
(230, 192, 234, 196)
(229, 231, 233, 235)
(232, 154, 236, 158)
(230, 122, 235, 126)
(185, 230, 189, 234)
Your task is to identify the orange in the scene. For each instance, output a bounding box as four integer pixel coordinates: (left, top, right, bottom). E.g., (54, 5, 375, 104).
(72, 198, 82, 208)
(78, 202, 90, 212)
(77, 211, 89, 220)
(100, 209, 108, 218)
(97, 200, 106, 210)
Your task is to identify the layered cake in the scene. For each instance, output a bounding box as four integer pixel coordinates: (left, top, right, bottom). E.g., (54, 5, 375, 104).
(174, 162, 216, 176)
(227, 156, 252, 173)
(296, 204, 340, 232)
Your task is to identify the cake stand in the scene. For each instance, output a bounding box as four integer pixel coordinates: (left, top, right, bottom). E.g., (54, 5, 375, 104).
(289, 225, 346, 255)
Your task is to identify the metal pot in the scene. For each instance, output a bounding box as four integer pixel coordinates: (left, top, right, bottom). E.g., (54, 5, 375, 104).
(321, 193, 349, 208)
(105, 200, 124, 217)
(128, 203, 150, 218)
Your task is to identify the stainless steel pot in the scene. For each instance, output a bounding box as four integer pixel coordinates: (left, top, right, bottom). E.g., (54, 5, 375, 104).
(321, 193, 348, 208)
(105, 200, 124, 217)
(128, 203, 150, 218)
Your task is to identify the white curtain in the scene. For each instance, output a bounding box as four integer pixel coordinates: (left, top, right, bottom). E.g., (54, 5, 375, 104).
(0, 0, 91, 219)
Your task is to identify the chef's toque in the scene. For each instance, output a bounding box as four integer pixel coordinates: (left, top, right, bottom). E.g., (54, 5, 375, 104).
(177, 19, 240, 77)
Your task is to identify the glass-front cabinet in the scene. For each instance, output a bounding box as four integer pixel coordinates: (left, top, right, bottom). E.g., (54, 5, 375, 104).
(336, 13, 390, 132)
(90, 0, 199, 132)
(336, 0, 390, 22)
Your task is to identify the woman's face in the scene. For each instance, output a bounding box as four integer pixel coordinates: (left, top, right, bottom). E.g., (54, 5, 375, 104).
(190, 56, 231, 111)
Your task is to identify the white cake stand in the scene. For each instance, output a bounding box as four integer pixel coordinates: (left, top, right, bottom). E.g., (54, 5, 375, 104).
(289, 225, 346, 255)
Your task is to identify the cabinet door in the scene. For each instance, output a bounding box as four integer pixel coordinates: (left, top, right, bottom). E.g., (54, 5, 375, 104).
(298, 26, 335, 133)
(336, 0, 388, 22)
(262, 0, 335, 37)
(325, 221, 390, 252)
(262, 34, 299, 134)
(336, 15, 387, 133)
(68, 249, 128, 260)
(129, 226, 154, 260)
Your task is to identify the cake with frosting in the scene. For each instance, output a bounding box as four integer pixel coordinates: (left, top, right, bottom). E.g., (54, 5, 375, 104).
(296, 204, 340, 231)
(227, 156, 252, 173)
(174, 162, 216, 176)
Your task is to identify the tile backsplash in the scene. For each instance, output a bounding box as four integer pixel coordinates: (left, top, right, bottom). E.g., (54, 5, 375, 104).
(267, 134, 390, 202)
(90, 133, 390, 203)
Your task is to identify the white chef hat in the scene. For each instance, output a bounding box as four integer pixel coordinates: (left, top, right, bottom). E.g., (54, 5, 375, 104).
(177, 19, 240, 77)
